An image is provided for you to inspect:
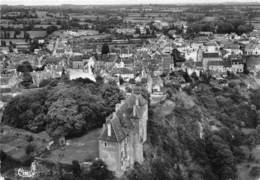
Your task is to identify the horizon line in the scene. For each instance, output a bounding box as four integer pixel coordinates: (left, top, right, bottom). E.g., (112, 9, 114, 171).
(1, 1, 259, 6)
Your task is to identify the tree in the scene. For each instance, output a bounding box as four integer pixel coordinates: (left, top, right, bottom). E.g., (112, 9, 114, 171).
(72, 160, 81, 177)
(25, 144, 35, 155)
(30, 39, 39, 52)
(171, 48, 185, 67)
(249, 166, 260, 178)
(88, 159, 114, 180)
(135, 27, 141, 34)
(14, 28, 21, 39)
(17, 61, 33, 73)
(24, 32, 31, 42)
(2, 79, 123, 138)
(16, 61, 34, 88)
(205, 134, 236, 180)
(101, 43, 110, 55)
(101, 81, 125, 111)
(1, 40, 6, 46)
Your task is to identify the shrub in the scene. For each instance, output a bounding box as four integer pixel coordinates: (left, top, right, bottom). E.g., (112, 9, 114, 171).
(249, 166, 260, 178)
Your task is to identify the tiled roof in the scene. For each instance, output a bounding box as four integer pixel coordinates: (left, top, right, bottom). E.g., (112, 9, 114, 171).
(203, 52, 220, 58)
(56, 49, 65, 53)
(245, 43, 260, 50)
(208, 61, 231, 67)
(70, 56, 82, 62)
(246, 56, 260, 68)
(113, 67, 134, 74)
(99, 94, 147, 143)
(222, 41, 240, 49)
(99, 115, 127, 142)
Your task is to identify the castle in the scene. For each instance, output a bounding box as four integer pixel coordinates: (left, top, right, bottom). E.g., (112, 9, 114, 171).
(99, 94, 148, 176)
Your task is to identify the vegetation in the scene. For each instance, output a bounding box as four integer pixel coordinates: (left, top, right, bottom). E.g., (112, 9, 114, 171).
(16, 61, 34, 88)
(2, 78, 124, 138)
(249, 166, 260, 178)
(126, 75, 260, 180)
(101, 43, 110, 55)
(86, 159, 114, 180)
(187, 19, 253, 36)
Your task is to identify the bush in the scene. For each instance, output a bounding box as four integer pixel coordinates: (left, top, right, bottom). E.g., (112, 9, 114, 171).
(25, 144, 35, 155)
(249, 166, 260, 178)
(87, 159, 114, 180)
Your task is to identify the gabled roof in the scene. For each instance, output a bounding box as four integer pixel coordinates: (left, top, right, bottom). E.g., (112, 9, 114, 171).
(70, 56, 83, 62)
(208, 61, 231, 67)
(99, 94, 147, 143)
(203, 52, 220, 58)
(222, 40, 240, 49)
(246, 55, 260, 68)
(99, 115, 127, 142)
(113, 67, 134, 75)
(245, 43, 260, 50)
(56, 49, 65, 53)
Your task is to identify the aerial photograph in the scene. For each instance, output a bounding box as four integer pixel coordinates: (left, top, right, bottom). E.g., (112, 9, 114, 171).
(0, 0, 260, 179)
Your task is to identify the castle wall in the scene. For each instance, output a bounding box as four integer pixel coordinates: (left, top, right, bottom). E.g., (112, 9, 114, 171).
(98, 140, 121, 176)
(133, 133, 144, 163)
(142, 104, 148, 142)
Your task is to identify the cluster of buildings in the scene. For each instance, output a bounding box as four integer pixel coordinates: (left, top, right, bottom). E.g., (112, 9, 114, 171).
(1, 4, 260, 178)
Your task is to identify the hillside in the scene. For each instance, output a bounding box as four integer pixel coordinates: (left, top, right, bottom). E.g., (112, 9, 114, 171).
(125, 75, 260, 180)
(1, 74, 260, 180)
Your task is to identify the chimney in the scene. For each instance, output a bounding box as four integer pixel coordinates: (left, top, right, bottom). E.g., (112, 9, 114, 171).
(107, 123, 111, 137)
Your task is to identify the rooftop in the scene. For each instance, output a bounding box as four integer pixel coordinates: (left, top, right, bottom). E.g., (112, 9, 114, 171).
(203, 52, 220, 58)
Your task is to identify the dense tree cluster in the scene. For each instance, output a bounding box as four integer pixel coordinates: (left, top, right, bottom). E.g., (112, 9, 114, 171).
(187, 19, 254, 35)
(126, 77, 260, 180)
(2, 78, 124, 138)
(16, 61, 34, 88)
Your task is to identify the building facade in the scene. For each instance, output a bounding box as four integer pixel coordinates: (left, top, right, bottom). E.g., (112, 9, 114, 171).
(99, 94, 148, 176)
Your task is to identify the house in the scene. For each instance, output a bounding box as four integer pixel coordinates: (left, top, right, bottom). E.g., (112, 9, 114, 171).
(115, 57, 134, 69)
(246, 56, 260, 72)
(202, 52, 222, 70)
(70, 56, 84, 69)
(99, 94, 148, 176)
(230, 60, 244, 73)
(226, 55, 244, 73)
(204, 41, 220, 53)
(208, 61, 231, 73)
(116, 28, 135, 35)
(221, 40, 242, 56)
(199, 31, 213, 37)
(245, 43, 260, 56)
(113, 68, 135, 81)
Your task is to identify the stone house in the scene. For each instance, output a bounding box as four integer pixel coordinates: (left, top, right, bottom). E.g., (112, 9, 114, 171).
(113, 68, 135, 82)
(208, 61, 230, 73)
(202, 52, 222, 70)
(245, 43, 260, 56)
(99, 94, 148, 176)
(70, 56, 84, 69)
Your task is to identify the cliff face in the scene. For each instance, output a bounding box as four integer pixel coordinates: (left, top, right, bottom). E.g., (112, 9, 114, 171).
(124, 75, 260, 180)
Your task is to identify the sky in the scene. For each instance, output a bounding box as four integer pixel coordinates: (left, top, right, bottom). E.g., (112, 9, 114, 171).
(0, 0, 258, 5)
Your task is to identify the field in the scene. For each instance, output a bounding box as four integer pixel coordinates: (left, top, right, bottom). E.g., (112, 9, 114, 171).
(40, 128, 101, 165)
(27, 31, 47, 39)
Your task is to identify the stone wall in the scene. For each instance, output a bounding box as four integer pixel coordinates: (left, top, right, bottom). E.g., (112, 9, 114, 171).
(98, 141, 121, 176)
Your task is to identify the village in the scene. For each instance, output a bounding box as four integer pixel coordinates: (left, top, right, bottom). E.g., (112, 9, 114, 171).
(1, 3, 260, 180)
